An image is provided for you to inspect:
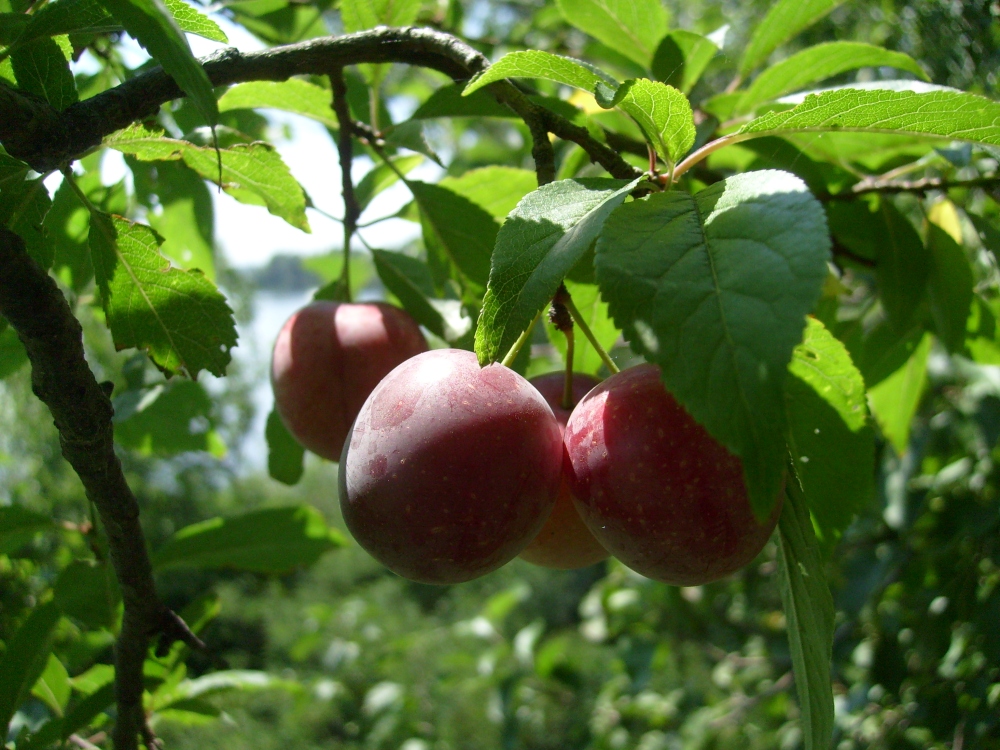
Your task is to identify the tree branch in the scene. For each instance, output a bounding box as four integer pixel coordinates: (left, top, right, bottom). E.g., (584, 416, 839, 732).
(0, 227, 202, 750)
(0, 27, 639, 180)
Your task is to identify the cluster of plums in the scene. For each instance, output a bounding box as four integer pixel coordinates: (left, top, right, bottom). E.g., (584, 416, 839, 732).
(272, 301, 781, 586)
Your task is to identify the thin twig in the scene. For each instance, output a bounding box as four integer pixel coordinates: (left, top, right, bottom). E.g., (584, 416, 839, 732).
(562, 287, 619, 374)
(330, 66, 360, 302)
(820, 174, 1000, 201)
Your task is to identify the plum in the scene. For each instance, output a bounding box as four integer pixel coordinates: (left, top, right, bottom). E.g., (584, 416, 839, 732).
(271, 301, 427, 460)
(564, 364, 781, 585)
(339, 349, 563, 584)
(519, 372, 609, 570)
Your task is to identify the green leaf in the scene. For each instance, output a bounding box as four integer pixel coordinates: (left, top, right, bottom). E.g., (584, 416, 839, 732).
(97, 0, 218, 126)
(650, 30, 718, 94)
(152, 505, 345, 573)
(462, 50, 615, 99)
(31, 654, 71, 717)
(926, 203, 973, 354)
(0, 505, 51, 555)
(408, 179, 500, 289)
(107, 125, 311, 232)
(0, 171, 52, 269)
(266, 409, 305, 486)
(739, 0, 845, 77)
(872, 199, 930, 333)
(785, 318, 874, 541)
(841, 315, 926, 389)
(736, 42, 928, 114)
(87, 211, 237, 378)
(354, 155, 423, 212)
(556, 0, 667, 68)
(0, 323, 28, 380)
(70, 664, 115, 696)
(412, 83, 514, 119)
(145, 160, 216, 278)
(738, 86, 1000, 149)
(0, 601, 61, 733)
(218, 80, 338, 128)
(44, 177, 95, 292)
(607, 79, 695, 165)
(543, 280, 618, 376)
(21, 682, 116, 750)
(340, 0, 420, 31)
(382, 120, 442, 165)
(595, 170, 830, 518)
(162, 0, 226, 42)
(439, 166, 537, 221)
(22, 0, 119, 39)
(53, 560, 120, 630)
(10, 35, 78, 109)
(868, 332, 931, 454)
(151, 670, 299, 713)
(475, 177, 639, 365)
(776, 481, 835, 750)
(372, 249, 472, 343)
(114, 380, 225, 457)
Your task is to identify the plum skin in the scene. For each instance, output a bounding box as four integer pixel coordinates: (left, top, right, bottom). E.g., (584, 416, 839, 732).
(339, 349, 563, 585)
(564, 364, 781, 585)
(519, 372, 609, 570)
(271, 301, 428, 460)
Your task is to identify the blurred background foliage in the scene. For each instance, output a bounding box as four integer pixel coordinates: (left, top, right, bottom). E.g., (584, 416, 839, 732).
(3, 0, 1000, 749)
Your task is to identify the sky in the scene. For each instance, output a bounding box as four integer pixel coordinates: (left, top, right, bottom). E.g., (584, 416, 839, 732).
(66, 10, 443, 269)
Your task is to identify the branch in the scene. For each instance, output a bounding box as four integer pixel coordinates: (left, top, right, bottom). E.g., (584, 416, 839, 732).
(0, 27, 639, 180)
(0, 227, 203, 750)
(820, 174, 1000, 201)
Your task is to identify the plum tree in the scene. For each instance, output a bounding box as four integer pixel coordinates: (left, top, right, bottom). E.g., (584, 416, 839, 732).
(564, 364, 781, 585)
(271, 301, 428, 460)
(339, 348, 563, 584)
(519, 372, 609, 570)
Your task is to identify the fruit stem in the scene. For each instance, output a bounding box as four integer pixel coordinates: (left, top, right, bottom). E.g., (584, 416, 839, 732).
(563, 293, 619, 374)
(562, 326, 575, 410)
(500, 309, 543, 368)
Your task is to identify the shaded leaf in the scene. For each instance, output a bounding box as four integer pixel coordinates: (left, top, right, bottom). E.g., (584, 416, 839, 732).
(266, 408, 305, 486)
(740, 0, 845, 77)
(98, 0, 218, 126)
(595, 170, 830, 518)
(408, 179, 500, 289)
(372, 249, 472, 343)
(868, 332, 932, 454)
(872, 199, 931, 333)
(556, 0, 667, 68)
(152, 505, 345, 573)
(0, 324, 28, 380)
(475, 177, 638, 365)
(785, 318, 875, 540)
(10, 34, 77, 109)
(340, 0, 420, 31)
(651, 30, 718, 94)
(88, 211, 237, 378)
(0, 153, 53, 269)
(218, 79, 337, 128)
(0, 505, 52, 555)
(776, 481, 835, 750)
(53, 560, 120, 630)
(30, 654, 70, 717)
(926, 201, 973, 354)
(0, 601, 61, 733)
(439, 166, 537, 221)
(355, 154, 423, 212)
(114, 380, 225, 456)
(412, 83, 513, 119)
